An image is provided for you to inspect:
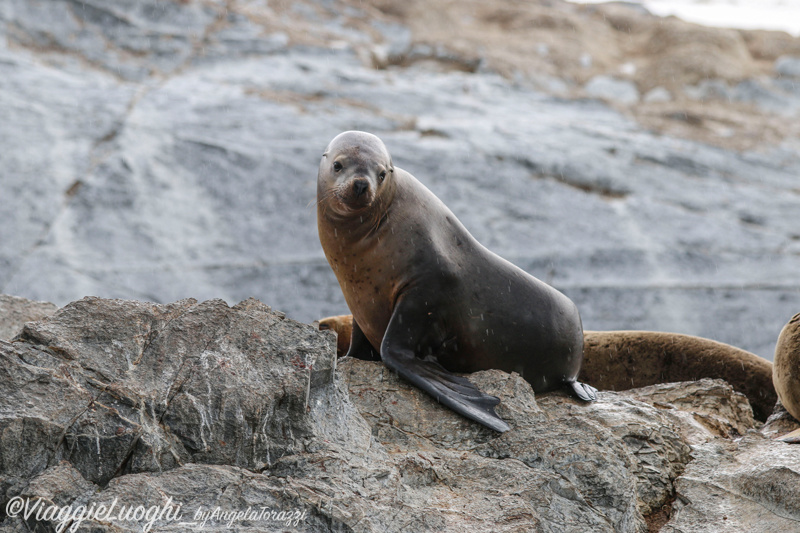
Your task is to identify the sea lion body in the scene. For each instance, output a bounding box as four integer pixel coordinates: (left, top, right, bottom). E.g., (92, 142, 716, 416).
(317, 131, 594, 432)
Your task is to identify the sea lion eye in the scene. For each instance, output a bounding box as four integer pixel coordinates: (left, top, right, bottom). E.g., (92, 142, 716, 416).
(333, 161, 343, 172)
(379, 170, 386, 182)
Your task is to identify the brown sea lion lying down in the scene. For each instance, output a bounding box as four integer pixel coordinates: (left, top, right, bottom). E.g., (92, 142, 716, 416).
(581, 330, 775, 421)
(319, 314, 776, 422)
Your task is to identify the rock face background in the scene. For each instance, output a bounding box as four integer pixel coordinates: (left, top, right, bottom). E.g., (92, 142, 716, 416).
(1, 297, 799, 533)
(1, 1, 799, 361)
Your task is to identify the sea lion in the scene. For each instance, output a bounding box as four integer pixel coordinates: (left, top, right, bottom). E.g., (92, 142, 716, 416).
(316, 130, 596, 433)
(319, 314, 354, 360)
(582, 330, 775, 421)
(773, 313, 800, 441)
(318, 315, 776, 422)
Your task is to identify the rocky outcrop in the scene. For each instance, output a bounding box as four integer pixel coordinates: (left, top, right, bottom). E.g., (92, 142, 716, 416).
(1, 296, 799, 532)
(1, 0, 799, 363)
(663, 434, 800, 532)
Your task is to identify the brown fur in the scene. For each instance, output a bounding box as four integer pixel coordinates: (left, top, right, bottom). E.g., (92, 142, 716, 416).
(773, 313, 800, 422)
(318, 315, 776, 421)
(319, 314, 353, 359)
(581, 330, 775, 421)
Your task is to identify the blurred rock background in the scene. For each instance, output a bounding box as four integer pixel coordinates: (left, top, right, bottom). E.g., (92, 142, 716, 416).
(1, 0, 799, 360)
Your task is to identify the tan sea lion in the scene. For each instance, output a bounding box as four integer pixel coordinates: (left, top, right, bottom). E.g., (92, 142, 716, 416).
(773, 313, 800, 441)
(318, 315, 776, 421)
(316, 131, 596, 432)
(319, 314, 354, 360)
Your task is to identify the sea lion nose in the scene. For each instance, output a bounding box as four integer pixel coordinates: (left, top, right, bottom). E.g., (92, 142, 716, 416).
(353, 179, 369, 198)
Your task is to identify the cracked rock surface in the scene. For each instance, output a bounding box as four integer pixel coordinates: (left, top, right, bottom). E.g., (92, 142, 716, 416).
(0, 296, 799, 532)
(1, 0, 799, 361)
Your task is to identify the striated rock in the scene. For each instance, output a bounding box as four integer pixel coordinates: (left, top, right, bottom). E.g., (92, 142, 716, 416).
(0, 295, 58, 340)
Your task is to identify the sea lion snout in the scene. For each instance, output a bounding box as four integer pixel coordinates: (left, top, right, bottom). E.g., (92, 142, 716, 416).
(352, 178, 369, 198)
(338, 176, 374, 209)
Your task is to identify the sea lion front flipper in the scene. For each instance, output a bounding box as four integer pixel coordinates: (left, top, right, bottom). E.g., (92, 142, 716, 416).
(379, 299, 511, 433)
(566, 380, 598, 402)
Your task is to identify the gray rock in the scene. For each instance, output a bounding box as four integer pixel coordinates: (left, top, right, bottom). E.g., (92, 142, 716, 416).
(339, 359, 757, 531)
(584, 75, 640, 104)
(733, 78, 800, 113)
(0, 294, 58, 340)
(775, 55, 800, 78)
(683, 79, 733, 101)
(685, 77, 800, 114)
(643, 86, 672, 103)
(1, 297, 357, 488)
(0, 296, 794, 532)
(664, 434, 800, 532)
(760, 399, 800, 440)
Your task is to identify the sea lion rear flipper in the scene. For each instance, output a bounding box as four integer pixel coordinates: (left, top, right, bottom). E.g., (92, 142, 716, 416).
(379, 299, 511, 433)
(566, 380, 598, 402)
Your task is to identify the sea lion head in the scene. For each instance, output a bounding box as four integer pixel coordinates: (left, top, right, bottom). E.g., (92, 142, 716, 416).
(317, 131, 394, 219)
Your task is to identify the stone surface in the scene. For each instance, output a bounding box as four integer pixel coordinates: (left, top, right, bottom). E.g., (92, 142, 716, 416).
(1, 0, 799, 366)
(0, 294, 58, 340)
(622, 379, 756, 444)
(664, 434, 800, 532)
(775, 55, 800, 78)
(0, 296, 796, 532)
(643, 87, 672, 103)
(0, 297, 361, 501)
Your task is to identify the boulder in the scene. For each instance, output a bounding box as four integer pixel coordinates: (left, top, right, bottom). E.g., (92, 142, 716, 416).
(584, 75, 640, 104)
(663, 434, 800, 532)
